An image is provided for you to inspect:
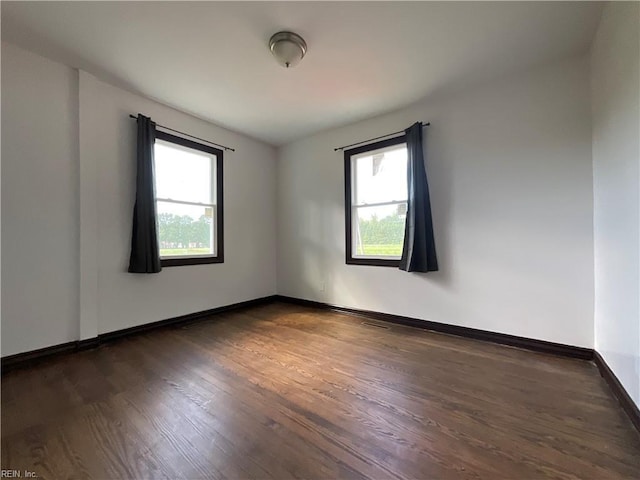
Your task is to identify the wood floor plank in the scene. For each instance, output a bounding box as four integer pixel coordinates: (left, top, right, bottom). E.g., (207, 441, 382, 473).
(176, 313, 625, 479)
(2, 302, 639, 479)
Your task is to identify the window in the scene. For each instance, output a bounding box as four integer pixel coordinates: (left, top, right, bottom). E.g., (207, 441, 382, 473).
(344, 136, 408, 267)
(154, 131, 223, 267)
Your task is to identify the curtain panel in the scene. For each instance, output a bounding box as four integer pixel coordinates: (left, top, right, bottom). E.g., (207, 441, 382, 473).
(399, 122, 438, 272)
(128, 114, 162, 273)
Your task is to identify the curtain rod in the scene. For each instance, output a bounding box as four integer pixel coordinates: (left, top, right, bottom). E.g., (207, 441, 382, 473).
(334, 122, 430, 152)
(129, 114, 235, 152)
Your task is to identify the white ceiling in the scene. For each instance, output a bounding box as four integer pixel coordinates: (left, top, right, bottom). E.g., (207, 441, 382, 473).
(2, 1, 603, 146)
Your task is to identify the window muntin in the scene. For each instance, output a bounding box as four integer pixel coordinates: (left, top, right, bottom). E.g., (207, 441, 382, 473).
(345, 136, 408, 266)
(153, 131, 223, 266)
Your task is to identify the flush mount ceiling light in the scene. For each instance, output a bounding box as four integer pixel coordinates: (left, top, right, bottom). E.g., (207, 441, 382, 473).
(269, 31, 307, 68)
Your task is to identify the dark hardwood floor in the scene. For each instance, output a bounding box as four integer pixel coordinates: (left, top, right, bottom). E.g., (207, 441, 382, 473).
(2, 302, 639, 479)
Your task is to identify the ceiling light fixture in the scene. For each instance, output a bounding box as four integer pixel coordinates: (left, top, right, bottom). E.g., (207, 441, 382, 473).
(269, 31, 307, 68)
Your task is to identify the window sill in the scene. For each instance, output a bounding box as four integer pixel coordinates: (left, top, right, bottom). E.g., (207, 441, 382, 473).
(346, 258, 400, 268)
(161, 256, 224, 267)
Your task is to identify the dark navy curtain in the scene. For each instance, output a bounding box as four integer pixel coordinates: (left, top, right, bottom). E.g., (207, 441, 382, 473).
(128, 114, 162, 273)
(399, 122, 438, 272)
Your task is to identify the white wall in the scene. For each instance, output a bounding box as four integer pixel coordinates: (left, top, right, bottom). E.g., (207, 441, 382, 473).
(1, 43, 278, 355)
(591, 2, 640, 408)
(1, 43, 79, 355)
(278, 55, 594, 348)
(80, 73, 277, 335)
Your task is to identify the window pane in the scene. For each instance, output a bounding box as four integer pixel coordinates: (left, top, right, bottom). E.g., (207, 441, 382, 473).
(353, 203, 407, 258)
(353, 144, 407, 205)
(155, 140, 213, 204)
(157, 201, 214, 257)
